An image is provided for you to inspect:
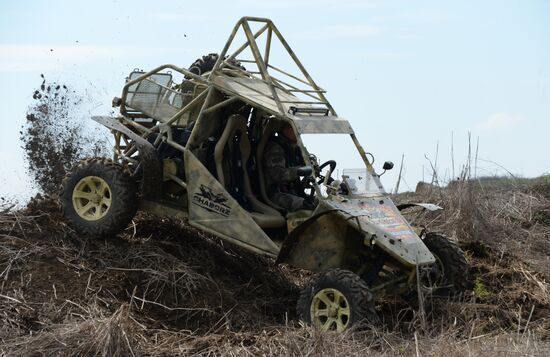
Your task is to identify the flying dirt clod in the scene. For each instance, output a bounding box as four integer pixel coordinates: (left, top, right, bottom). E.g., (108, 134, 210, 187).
(22, 75, 107, 195)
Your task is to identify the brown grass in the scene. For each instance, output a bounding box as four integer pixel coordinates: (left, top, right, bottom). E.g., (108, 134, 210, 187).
(0, 179, 549, 356)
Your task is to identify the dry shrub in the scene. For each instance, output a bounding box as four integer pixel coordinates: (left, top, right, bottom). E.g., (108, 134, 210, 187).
(395, 177, 550, 336)
(400, 177, 550, 262)
(530, 176, 550, 200)
(4, 304, 139, 357)
(125, 323, 550, 356)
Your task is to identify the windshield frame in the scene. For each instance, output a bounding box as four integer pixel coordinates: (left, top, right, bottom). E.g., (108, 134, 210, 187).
(294, 130, 388, 199)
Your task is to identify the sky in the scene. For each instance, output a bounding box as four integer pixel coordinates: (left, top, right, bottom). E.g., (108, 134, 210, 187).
(0, 0, 548, 200)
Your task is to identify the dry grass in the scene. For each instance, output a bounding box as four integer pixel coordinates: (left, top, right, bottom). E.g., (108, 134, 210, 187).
(0, 179, 549, 356)
(6, 304, 138, 357)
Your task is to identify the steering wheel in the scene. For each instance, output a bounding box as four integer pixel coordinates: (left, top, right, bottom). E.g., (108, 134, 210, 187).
(317, 160, 337, 185)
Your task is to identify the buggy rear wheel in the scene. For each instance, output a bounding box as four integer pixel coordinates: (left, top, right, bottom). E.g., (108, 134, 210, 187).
(186, 53, 246, 78)
(297, 269, 377, 332)
(61, 158, 137, 237)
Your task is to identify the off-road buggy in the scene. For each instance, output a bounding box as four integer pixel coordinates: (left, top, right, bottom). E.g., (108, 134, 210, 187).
(61, 17, 469, 332)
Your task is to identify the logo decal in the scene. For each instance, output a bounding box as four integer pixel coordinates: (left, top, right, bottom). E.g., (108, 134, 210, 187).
(192, 184, 231, 217)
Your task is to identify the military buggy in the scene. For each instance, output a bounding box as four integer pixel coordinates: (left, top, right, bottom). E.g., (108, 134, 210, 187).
(61, 17, 469, 332)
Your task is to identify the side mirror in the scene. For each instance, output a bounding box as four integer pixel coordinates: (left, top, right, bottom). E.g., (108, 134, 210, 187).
(383, 161, 394, 171)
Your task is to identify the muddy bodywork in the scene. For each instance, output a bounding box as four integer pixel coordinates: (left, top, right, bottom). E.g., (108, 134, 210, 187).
(184, 150, 280, 257)
(93, 17, 439, 290)
(277, 197, 435, 271)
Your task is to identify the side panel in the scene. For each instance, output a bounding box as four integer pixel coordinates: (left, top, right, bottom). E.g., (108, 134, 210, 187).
(184, 150, 280, 257)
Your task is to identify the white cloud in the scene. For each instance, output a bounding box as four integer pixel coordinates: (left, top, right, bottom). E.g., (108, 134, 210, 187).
(476, 113, 524, 130)
(0, 44, 131, 72)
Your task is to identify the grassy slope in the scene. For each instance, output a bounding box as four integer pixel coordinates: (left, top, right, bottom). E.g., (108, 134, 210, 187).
(0, 178, 549, 356)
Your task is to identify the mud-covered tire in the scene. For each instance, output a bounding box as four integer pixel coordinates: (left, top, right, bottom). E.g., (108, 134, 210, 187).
(60, 158, 138, 237)
(186, 53, 246, 78)
(421, 232, 470, 297)
(297, 269, 377, 332)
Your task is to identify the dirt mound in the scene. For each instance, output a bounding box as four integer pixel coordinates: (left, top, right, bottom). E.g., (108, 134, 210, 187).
(1, 181, 550, 355)
(20, 75, 108, 195)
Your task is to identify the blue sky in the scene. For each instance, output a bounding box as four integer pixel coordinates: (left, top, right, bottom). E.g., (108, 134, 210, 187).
(0, 0, 549, 199)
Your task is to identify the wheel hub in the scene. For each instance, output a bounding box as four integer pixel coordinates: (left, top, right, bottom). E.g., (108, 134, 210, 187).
(310, 288, 350, 332)
(72, 176, 112, 221)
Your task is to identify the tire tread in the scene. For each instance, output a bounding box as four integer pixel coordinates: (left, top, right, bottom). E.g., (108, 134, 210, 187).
(60, 158, 137, 237)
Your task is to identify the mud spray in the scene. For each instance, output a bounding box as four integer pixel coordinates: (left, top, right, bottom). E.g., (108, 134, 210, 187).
(20, 75, 108, 195)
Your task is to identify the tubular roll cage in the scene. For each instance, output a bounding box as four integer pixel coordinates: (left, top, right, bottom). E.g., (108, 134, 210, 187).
(112, 17, 377, 193)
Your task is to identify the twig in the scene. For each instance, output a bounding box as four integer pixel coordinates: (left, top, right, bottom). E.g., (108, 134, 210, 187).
(474, 135, 479, 179)
(459, 332, 494, 343)
(0, 293, 23, 304)
(414, 331, 420, 357)
(415, 263, 426, 331)
(517, 305, 522, 336)
(521, 305, 535, 338)
(130, 295, 212, 312)
(467, 131, 472, 180)
(394, 154, 404, 194)
(11, 212, 28, 239)
(451, 131, 455, 180)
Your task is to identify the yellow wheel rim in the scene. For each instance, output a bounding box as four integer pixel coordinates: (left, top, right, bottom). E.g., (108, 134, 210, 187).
(310, 288, 351, 332)
(72, 176, 112, 221)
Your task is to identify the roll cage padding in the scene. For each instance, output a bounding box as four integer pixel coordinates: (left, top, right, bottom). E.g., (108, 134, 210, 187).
(91, 116, 162, 199)
(214, 114, 285, 228)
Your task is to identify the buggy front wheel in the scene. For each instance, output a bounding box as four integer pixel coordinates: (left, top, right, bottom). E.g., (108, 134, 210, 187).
(418, 233, 470, 297)
(297, 269, 377, 332)
(60, 158, 138, 237)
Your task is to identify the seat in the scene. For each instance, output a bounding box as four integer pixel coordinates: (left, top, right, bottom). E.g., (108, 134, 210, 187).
(125, 70, 190, 123)
(126, 71, 174, 120)
(214, 114, 286, 229)
(256, 118, 285, 210)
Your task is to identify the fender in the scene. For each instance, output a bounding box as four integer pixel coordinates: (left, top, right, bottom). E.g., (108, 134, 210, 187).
(92, 116, 162, 199)
(276, 209, 365, 271)
(276, 209, 337, 265)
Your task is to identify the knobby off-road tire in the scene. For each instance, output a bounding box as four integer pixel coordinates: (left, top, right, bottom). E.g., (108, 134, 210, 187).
(297, 269, 377, 332)
(421, 232, 470, 297)
(186, 53, 246, 78)
(60, 158, 138, 237)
